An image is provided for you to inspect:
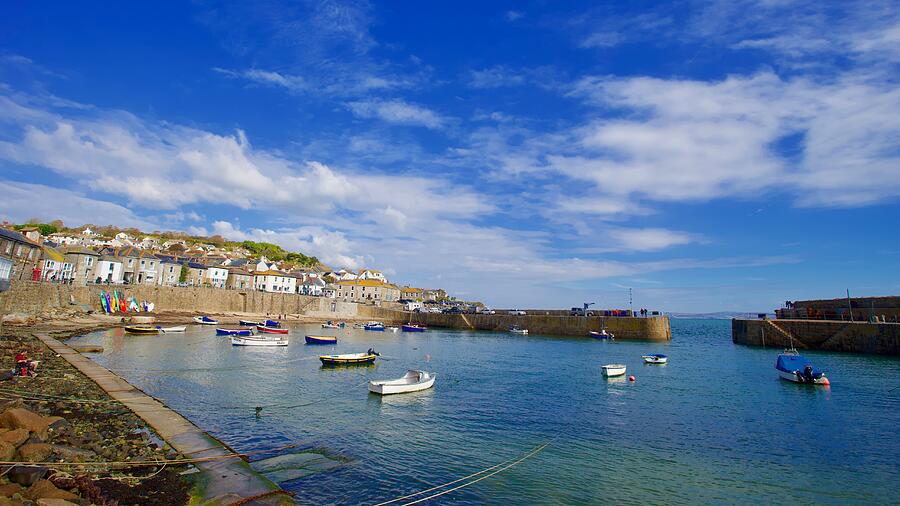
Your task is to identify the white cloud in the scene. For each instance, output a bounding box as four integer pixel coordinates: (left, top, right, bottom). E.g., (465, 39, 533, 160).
(505, 10, 523, 22)
(608, 228, 696, 252)
(345, 99, 446, 128)
(212, 68, 306, 91)
(0, 181, 157, 229)
(468, 66, 526, 89)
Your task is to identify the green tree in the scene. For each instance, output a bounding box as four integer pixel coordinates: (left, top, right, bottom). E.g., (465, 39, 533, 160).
(179, 263, 189, 283)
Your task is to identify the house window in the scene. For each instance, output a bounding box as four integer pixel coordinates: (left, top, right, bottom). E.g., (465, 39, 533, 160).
(3, 241, 10, 254)
(15, 245, 23, 257)
(140, 260, 145, 267)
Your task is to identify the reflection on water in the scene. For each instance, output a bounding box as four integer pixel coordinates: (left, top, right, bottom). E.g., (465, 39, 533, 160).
(70, 320, 899, 505)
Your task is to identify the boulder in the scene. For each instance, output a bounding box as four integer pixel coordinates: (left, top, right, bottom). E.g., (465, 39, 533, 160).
(7, 465, 48, 486)
(0, 397, 23, 412)
(0, 482, 23, 496)
(0, 409, 50, 438)
(0, 440, 15, 461)
(1, 429, 30, 447)
(26, 480, 79, 502)
(48, 445, 95, 462)
(37, 499, 80, 506)
(17, 443, 52, 462)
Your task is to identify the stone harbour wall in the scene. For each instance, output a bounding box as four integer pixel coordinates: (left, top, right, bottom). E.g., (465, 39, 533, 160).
(361, 306, 671, 340)
(732, 318, 900, 355)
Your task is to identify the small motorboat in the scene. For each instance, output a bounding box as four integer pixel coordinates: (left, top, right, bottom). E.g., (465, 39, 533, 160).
(369, 370, 436, 395)
(305, 335, 338, 345)
(321, 321, 341, 329)
(257, 325, 289, 335)
(776, 348, 829, 385)
(642, 354, 668, 364)
(589, 330, 615, 340)
(194, 316, 218, 325)
(156, 326, 186, 333)
(401, 324, 427, 332)
(124, 326, 159, 334)
(509, 326, 529, 335)
(217, 328, 253, 336)
(602, 364, 627, 377)
(319, 352, 377, 365)
(352, 323, 366, 329)
(239, 319, 259, 326)
(231, 335, 288, 347)
(386, 326, 399, 332)
(263, 319, 281, 328)
(364, 322, 385, 331)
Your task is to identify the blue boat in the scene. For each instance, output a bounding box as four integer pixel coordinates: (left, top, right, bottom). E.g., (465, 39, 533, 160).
(364, 322, 385, 331)
(401, 324, 426, 332)
(305, 335, 338, 345)
(263, 319, 281, 328)
(775, 349, 829, 385)
(589, 330, 614, 340)
(239, 319, 259, 326)
(216, 328, 253, 336)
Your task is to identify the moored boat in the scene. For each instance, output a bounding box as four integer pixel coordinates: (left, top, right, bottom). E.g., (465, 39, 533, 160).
(589, 330, 615, 340)
(305, 335, 338, 345)
(156, 326, 186, 333)
(776, 348, 829, 385)
(217, 328, 253, 336)
(642, 354, 668, 364)
(239, 319, 259, 326)
(319, 353, 377, 365)
(124, 325, 159, 334)
(321, 321, 341, 329)
(401, 324, 427, 332)
(194, 316, 218, 325)
(369, 370, 436, 395)
(263, 319, 281, 328)
(509, 325, 528, 335)
(386, 326, 399, 332)
(231, 335, 288, 347)
(257, 325, 289, 335)
(602, 364, 627, 377)
(364, 321, 385, 331)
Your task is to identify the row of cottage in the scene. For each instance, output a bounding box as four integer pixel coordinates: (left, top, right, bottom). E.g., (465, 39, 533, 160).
(0, 227, 449, 304)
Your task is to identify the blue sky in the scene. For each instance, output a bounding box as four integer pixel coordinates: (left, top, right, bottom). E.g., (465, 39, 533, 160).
(1, 1, 898, 311)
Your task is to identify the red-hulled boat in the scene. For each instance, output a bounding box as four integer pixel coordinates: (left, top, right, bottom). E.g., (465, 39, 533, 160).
(257, 325, 289, 334)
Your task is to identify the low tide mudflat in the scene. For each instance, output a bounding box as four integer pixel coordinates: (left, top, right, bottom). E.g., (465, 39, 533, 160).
(70, 319, 899, 505)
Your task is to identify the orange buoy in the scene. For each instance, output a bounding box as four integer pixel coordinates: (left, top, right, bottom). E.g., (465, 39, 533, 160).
(628, 375, 635, 382)
(821, 377, 830, 386)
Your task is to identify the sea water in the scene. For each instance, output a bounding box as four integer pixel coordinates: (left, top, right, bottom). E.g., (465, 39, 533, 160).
(71, 319, 899, 504)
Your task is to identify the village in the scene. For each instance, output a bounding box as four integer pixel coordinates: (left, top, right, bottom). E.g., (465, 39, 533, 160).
(0, 222, 460, 311)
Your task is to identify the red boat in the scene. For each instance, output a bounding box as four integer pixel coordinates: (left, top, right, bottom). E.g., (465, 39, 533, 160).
(257, 325, 289, 335)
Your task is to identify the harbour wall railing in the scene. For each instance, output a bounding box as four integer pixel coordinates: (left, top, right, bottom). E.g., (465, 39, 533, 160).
(732, 318, 900, 355)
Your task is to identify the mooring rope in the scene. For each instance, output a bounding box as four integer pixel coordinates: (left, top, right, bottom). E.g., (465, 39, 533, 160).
(373, 439, 553, 506)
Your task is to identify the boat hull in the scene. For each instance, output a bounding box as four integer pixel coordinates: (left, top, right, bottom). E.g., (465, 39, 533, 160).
(364, 326, 385, 331)
(777, 369, 829, 384)
(257, 325, 289, 334)
(158, 326, 186, 332)
(231, 336, 288, 346)
(319, 354, 377, 365)
(401, 325, 426, 332)
(124, 326, 159, 334)
(642, 355, 668, 364)
(602, 364, 627, 377)
(369, 371, 435, 395)
(194, 317, 218, 325)
(305, 335, 338, 345)
(217, 328, 253, 336)
(589, 331, 614, 339)
(239, 320, 259, 326)
(321, 324, 340, 329)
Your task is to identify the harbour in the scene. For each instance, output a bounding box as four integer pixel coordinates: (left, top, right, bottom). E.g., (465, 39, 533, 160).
(57, 318, 898, 504)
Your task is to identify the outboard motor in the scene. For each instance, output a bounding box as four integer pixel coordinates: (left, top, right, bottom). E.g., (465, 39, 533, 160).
(802, 365, 814, 382)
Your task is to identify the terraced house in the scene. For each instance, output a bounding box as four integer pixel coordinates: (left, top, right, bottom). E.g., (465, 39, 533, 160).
(335, 279, 401, 303)
(0, 228, 42, 285)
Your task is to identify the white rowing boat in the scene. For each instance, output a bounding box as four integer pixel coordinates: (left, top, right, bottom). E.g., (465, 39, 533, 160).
(230, 335, 288, 347)
(601, 364, 627, 377)
(369, 370, 435, 395)
(642, 354, 667, 364)
(157, 326, 186, 333)
(509, 326, 529, 335)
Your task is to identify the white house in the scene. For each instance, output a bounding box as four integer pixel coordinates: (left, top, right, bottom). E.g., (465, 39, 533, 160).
(358, 269, 386, 282)
(206, 266, 229, 288)
(336, 269, 358, 281)
(41, 247, 74, 282)
(136, 256, 158, 285)
(95, 257, 124, 284)
(253, 270, 297, 293)
(298, 275, 326, 296)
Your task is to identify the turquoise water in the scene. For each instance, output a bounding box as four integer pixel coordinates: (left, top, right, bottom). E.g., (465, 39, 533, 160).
(70, 320, 899, 504)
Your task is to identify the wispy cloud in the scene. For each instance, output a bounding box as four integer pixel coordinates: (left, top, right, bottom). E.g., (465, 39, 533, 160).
(345, 98, 446, 128)
(212, 67, 306, 91)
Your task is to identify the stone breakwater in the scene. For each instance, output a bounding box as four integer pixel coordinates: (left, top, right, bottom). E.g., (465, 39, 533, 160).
(360, 307, 672, 340)
(732, 318, 900, 355)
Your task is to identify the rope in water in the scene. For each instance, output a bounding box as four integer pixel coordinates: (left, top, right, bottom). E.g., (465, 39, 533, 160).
(373, 439, 553, 506)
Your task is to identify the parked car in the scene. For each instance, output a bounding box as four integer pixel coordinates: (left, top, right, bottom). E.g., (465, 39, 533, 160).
(443, 307, 463, 314)
(509, 309, 526, 316)
(570, 307, 596, 316)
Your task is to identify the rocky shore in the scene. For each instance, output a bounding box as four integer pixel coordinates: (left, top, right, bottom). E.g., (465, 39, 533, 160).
(0, 325, 191, 506)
